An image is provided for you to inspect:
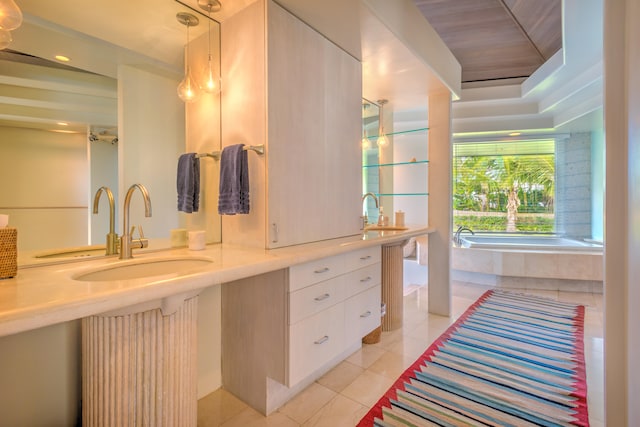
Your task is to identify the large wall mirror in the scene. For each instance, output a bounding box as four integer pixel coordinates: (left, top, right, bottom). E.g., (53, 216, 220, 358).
(0, 0, 224, 266)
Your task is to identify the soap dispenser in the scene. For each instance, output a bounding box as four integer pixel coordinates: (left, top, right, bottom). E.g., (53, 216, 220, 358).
(377, 207, 389, 226)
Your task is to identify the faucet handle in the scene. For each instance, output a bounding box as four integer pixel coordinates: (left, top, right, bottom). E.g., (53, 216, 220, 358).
(129, 225, 149, 250)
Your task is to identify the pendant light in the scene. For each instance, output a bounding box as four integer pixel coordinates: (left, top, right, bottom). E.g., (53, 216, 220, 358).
(377, 99, 389, 147)
(198, 0, 222, 94)
(0, 0, 22, 31)
(361, 102, 371, 149)
(0, 29, 11, 50)
(176, 12, 201, 103)
(362, 131, 371, 150)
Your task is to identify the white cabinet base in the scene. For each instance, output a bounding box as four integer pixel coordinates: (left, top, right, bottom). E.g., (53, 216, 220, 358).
(263, 341, 361, 414)
(82, 296, 198, 426)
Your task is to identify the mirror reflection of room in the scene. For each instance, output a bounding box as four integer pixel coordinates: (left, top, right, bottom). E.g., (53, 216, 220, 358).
(0, 50, 118, 252)
(0, 2, 222, 265)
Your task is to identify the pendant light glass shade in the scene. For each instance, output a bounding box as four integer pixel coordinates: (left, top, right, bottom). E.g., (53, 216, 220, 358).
(176, 13, 201, 103)
(377, 99, 389, 147)
(0, 0, 22, 31)
(198, 0, 221, 94)
(0, 28, 11, 50)
(376, 134, 388, 147)
(201, 55, 221, 94)
(178, 66, 201, 102)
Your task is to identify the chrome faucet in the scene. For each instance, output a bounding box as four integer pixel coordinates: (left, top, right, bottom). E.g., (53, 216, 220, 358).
(361, 192, 379, 227)
(454, 226, 474, 246)
(120, 184, 152, 259)
(92, 186, 119, 255)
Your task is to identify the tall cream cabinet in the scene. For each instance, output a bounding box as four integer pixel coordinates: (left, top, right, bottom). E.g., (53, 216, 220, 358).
(221, 0, 363, 248)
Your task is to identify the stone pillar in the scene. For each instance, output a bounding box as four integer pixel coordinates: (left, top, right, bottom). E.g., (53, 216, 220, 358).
(82, 296, 198, 426)
(381, 242, 405, 331)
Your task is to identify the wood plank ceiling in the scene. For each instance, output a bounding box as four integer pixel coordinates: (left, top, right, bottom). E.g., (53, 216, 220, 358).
(413, 0, 562, 86)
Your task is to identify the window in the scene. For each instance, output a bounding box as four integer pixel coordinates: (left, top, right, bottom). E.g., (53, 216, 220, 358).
(452, 140, 555, 233)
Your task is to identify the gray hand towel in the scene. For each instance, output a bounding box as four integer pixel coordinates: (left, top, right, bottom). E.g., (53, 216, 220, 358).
(218, 144, 250, 215)
(177, 153, 200, 213)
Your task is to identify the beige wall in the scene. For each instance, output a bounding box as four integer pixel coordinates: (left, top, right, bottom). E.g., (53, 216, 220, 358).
(0, 321, 81, 426)
(0, 127, 89, 251)
(118, 65, 185, 240)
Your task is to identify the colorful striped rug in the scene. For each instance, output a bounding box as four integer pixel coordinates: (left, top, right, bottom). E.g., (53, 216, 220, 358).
(358, 290, 588, 427)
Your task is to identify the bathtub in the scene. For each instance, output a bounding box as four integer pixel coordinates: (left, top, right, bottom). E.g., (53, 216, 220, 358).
(452, 234, 603, 292)
(459, 235, 603, 252)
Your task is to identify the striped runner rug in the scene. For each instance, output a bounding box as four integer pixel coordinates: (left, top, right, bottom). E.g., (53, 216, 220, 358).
(357, 290, 588, 427)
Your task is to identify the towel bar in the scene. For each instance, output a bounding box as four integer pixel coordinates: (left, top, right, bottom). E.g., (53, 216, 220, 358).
(196, 144, 264, 160)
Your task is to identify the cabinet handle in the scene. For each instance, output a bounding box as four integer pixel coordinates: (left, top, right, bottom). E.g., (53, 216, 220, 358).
(314, 335, 329, 345)
(360, 276, 372, 283)
(271, 223, 278, 243)
(360, 311, 372, 318)
(313, 267, 330, 274)
(360, 255, 372, 260)
(314, 293, 330, 301)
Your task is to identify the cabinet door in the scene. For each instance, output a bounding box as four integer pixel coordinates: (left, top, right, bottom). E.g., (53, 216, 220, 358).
(266, 1, 362, 248)
(345, 285, 382, 346)
(289, 275, 345, 325)
(343, 263, 381, 300)
(289, 302, 345, 386)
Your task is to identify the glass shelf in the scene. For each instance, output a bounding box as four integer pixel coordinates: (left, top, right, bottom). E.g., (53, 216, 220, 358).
(377, 193, 429, 197)
(363, 160, 429, 168)
(363, 127, 429, 140)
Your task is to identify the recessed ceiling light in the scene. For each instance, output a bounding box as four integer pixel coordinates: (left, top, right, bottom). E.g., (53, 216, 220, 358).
(57, 122, 69, 126)
(55, 55, 70, 62)
(508, 132, 521, 136)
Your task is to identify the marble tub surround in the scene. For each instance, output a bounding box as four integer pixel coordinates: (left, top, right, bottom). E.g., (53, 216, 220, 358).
(0, 225, 433, 338)
(452, 246, 603, 292)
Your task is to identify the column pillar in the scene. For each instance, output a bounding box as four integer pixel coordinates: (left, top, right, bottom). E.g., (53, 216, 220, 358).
(82, 295, 198, 426)
(381, 241, 405, 331)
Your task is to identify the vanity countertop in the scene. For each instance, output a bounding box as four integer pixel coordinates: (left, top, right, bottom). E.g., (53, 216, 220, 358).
(0, 225, 433, 337)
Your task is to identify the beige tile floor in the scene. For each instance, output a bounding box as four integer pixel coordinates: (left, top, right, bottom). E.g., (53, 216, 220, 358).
(198, 282, 604, 426)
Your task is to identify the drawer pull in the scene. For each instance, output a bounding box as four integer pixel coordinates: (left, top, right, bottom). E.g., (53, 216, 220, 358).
(360, 311, 372, 318)
(360, 276, 372, 283)
(314, 335, 329, 345)
(314, 267, 330, 274)
(360, 255, 372, 260)
(314, 293, 330, 301)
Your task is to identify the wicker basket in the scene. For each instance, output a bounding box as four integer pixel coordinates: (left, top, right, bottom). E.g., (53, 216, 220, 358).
(0, 227, 17, 279)
(362, 325, 381, 344)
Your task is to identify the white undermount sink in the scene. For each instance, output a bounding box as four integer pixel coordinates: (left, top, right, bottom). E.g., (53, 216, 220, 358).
(72, 257, 214, 282)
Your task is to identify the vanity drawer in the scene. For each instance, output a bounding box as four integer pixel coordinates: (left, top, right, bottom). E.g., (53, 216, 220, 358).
(289, 302, 345, 385)
(344, 246, 381, 270)
(289, 254, 346, 292)
(289, 275, 345, 325)
(343, 263, 381, 300)
(344, 284, 381, 346)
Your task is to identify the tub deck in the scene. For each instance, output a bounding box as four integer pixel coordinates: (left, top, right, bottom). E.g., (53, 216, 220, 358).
(453, 235, 603, 292)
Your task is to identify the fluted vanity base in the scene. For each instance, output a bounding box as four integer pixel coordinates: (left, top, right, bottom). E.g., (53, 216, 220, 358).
(82, 296, 198, 427)
(381, 242, 406, 331)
